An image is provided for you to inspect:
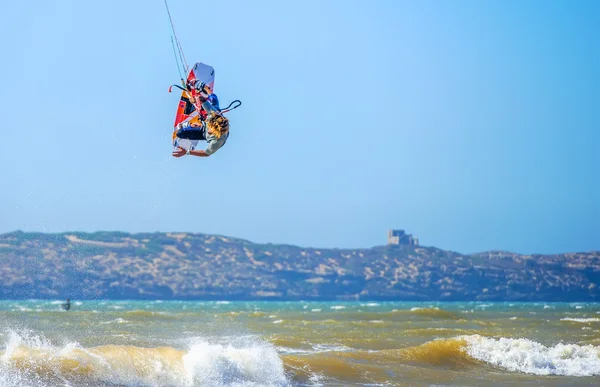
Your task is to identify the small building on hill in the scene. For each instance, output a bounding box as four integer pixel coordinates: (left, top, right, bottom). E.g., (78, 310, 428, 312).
(387, 229, 418, 246)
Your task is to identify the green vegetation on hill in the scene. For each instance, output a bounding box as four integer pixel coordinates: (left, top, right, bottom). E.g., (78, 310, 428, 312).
(0, 231, 598, 301)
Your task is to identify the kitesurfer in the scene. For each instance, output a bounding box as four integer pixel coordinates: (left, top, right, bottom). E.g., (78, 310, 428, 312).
(172, 80, 229, 158)
(62, 298, 71, 311)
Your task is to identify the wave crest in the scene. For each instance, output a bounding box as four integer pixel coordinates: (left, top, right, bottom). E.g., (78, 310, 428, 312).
(0, 331, 290, 386)
(409, 307, 459, 319)
(324, 335, 600, 377)
(462, 335, 600, 376)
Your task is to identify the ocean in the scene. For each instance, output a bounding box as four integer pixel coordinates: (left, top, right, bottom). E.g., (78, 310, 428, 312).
(0, 300, 598, 386)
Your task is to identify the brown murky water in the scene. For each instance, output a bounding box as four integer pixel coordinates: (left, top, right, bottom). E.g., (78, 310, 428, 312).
(0, 300, 598, 386)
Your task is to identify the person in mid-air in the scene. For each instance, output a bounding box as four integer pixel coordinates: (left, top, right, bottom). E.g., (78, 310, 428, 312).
(172, 80, 230, 158)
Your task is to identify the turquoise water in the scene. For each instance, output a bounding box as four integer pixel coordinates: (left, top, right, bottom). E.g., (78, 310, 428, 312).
(0, 300, 599, 386)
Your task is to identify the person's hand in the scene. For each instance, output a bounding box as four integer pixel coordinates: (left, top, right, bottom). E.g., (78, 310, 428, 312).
(194, 81, 211, 98)
(191, 92, 208, 104)
(202, 84, 212, 95)
(186, 78, 197, 91)
(172, 146, 187, 158)
(194, 80, 206, 92)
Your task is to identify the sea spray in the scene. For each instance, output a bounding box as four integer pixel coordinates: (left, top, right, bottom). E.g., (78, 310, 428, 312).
(461, 335, 600, 376)
(1, 330, 292, 386)
(1, 330, 187, 386)
(183, 339, 289, 386)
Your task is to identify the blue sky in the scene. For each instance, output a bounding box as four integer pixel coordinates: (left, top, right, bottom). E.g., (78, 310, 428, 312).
(0, 0, 598, 254)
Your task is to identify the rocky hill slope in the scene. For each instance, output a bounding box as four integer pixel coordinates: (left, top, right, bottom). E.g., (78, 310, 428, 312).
(0, 231, 598, 301)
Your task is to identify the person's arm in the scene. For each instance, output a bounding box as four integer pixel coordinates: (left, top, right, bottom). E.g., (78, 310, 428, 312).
(187, 93, 219, 118)
(188, 149, 210, 157)
(172, 147, 211, 157)
(201, 98, 219, 115)
(188, 81, 219, 110)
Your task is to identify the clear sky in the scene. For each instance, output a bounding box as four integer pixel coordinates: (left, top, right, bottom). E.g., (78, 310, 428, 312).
(0, 0, 598, 254)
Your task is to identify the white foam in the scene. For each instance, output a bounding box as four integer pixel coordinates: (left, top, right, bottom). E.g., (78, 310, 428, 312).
(0, 331, 185, 386)
(100, 318, 129, 325)
(312, 344, 352, 353)
(183, 340, 289, 386)
(1, 330, 57, 362)
(1, 331, 290, 387)
(330, 305, 345, 310)
(462, 335, 600, 376)
(561, 318, 600, 323)
(275, 347, 312, 355)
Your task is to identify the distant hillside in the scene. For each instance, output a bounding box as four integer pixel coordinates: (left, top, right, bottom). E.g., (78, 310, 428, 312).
(0, 231, 598, 301)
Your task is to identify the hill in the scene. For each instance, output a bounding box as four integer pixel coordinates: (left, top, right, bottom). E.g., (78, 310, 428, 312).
(0, 231, 598, 301)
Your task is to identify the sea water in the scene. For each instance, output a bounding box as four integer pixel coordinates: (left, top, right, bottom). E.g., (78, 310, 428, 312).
(0, 300, 598, 386)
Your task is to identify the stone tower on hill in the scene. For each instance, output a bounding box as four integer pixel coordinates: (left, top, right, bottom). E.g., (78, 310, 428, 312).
(387, 229, 419, 246)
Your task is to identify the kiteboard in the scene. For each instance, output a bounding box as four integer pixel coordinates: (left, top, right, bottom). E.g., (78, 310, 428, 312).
(171, 62, 216, 151)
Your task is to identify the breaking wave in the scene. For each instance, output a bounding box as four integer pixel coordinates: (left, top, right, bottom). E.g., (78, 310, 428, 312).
(283, 335, 600, 378)
(560, 317, 600, 323)
(0, 331, 290, 387)
(379, 335, 600, 376)
(462, 335, 600, 376)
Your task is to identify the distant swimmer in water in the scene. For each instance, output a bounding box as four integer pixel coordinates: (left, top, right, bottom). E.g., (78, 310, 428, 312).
(62, 298, 71, 311)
